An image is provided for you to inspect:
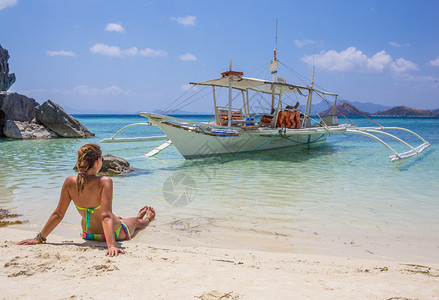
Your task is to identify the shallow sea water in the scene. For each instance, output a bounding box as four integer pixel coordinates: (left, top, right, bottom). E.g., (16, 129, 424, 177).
(1, 115, 438, 262)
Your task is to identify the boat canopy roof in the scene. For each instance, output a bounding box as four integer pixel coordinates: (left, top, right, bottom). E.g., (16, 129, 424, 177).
(191, 76, 337, 97)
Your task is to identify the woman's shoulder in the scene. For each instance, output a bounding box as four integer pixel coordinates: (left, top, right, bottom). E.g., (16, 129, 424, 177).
(99, 176, 113, 186)
(65, 175, 77, 184)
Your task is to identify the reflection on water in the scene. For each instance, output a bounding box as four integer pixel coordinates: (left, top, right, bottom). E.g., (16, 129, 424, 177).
(1, 116, 438, 260)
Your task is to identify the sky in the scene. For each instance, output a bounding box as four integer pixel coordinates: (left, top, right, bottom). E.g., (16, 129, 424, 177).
(1, 0, 438, 114)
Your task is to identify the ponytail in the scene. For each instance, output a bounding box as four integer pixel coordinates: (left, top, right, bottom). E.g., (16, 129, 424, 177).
(76, 143, 102, 193)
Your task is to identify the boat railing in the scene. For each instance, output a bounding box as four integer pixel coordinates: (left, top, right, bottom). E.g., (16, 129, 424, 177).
(215, 106, 256, 126)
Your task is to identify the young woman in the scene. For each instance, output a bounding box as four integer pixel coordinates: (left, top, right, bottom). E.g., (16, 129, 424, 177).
(18, 143, 155, 257)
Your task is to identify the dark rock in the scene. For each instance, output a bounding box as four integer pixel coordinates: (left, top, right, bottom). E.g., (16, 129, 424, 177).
(100, 154, 132, 175)
(0, 44, 16, 91)
(0, 92, 39, 121)
(35, 100, 94, 138)
(0, 109, 5, 137)
(73, 154, 133, 175)
(3, 120, 57, 139)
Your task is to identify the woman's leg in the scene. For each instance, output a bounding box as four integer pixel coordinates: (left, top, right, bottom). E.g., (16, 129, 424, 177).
(117, 206, 155, 240)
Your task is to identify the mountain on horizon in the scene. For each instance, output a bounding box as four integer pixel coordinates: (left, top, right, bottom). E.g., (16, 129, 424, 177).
(319, 102, 370, 116)
(311, 100, 391, 114)
(373, 106, 439, 117)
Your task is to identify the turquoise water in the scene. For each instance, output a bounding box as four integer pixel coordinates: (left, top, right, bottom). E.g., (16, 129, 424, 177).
(1, 115, 438, 261)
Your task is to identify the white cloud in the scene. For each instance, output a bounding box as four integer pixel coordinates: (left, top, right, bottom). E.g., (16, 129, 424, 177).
(367, 51, 393, 72)
(429, 56, 439, 67)
(138, 48, 167, 57)
(294, 39, 316, 47)
(105, 23, 124, 33)
(179, 53, 197, 61)
(0, 0, 17, 11)
(90, 43, 167, 57)
(390, 58, 418, 73)
(17, 85, 134, 97)
(122, 47, 167, 57)
(46, 50, 76, 57)
(170, 15, 197, 27)
(388, 41, 410, 48)
(90, 43, 121, 56)
(73, 85, 131, 96)
(302, 47, 418, 75)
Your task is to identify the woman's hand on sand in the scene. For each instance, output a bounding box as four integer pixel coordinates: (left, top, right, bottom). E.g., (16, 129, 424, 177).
(17, 238, 39, 245)
(147, 207, 155, 221)
(106, 246, 125, 257)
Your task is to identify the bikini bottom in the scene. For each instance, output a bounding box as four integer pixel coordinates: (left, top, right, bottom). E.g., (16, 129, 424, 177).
(80, 222, 131, 241)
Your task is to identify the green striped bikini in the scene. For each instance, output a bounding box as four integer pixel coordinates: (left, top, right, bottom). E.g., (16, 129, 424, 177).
(75, 204, 131, 241)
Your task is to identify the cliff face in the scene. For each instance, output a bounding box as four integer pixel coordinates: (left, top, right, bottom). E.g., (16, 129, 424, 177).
(0, 44, 16, 91)
(319, 102, 370, 116)
(373, 105, 439, 117)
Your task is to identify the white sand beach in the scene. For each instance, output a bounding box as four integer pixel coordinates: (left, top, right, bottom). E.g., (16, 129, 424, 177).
(1, 226, 438, 300)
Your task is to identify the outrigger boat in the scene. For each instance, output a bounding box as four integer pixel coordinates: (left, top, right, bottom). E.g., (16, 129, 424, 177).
(102, 39, 430, 161)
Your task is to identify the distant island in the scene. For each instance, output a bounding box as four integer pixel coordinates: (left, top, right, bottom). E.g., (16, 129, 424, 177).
(373, 105, 439, 117)
(319, 102, 439, 117)
(319, 102, 370, 116)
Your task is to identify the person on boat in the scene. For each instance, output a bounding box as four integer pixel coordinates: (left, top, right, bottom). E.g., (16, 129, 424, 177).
(17, 143, 155, 257)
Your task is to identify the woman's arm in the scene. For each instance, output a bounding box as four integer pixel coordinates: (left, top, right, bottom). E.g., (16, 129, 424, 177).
(17, 177, 72, 245)
(100, 177, 125, 257)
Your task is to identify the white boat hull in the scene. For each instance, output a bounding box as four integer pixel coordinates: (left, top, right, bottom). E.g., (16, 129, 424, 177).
(153, 118, 327, 159)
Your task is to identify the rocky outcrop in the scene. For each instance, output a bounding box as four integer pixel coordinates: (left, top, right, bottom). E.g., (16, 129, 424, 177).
(1, 92, 94, 139)
(373, 105, 439, 117)
(0, 92, 38, 121)
(100, 154, 132, 175)
(73, 154, 133, 175)
(0, 45, 16, 91)
(3, 120, 57, 139)
(319, 102, 370, 116)
(35, 100, 94, 138)
(1, 46, 94, 139)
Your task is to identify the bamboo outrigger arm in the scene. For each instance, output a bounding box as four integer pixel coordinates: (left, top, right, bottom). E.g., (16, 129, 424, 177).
(100, 122, 167, 143)
(345, 127, 430, 161)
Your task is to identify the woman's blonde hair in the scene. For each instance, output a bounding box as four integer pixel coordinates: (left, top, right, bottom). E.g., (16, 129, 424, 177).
(76, 143, 102, 193)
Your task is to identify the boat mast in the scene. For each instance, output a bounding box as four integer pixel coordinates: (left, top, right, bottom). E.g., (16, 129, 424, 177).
(303, 65, 315, 127)
(272, 20, 278, 83)
(228, 60, 233, 127)
(270, 20, 279, 113)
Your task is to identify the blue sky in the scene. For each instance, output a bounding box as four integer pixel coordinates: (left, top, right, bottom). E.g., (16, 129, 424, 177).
(1, 0, 438, 113)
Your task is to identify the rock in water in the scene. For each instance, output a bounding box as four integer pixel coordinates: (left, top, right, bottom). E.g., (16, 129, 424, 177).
(100, 154, 132, 175)
(3, 120, 57, 139)
(0, 45, 16, 91)
(35, 100, 94, 138)
(0, 92, 39, 121)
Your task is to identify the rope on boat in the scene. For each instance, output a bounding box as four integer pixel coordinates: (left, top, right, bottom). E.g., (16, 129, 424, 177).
(278, 127, 326, 145)
(219, 129, 282, 164)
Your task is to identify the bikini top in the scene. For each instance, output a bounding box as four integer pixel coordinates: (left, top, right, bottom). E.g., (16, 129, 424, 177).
(75, 205, 101, 233)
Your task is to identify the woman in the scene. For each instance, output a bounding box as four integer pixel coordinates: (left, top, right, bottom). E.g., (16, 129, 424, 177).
(18, 143, 155, 257)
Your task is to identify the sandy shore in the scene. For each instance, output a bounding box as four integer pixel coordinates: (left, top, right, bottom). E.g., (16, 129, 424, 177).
(1, 226, 438, 299)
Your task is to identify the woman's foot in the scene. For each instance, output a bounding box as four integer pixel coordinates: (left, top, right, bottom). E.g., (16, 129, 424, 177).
(136, 206, 149, 219)
(146, 207, 155, 221)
